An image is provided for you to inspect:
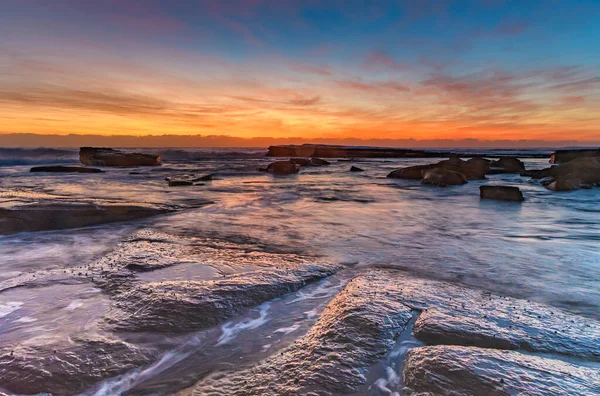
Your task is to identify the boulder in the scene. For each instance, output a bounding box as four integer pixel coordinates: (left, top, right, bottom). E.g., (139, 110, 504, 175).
(524, 158, 600, 191)
(30, 166, 104, 173)
(266, 161, 301, 174)
(421, 168, 468, 186)
(79, 147, 161, 167)
(350, 166, 364, 172)
(387, 158, 487, 180)
(309, 157, 331, 166)
(388, 164, 433, 179)
(489, 157, 525, 174)
(403, 346, 600, 396)
(550, 148, 600, 164)
(480, 186, 524, 202)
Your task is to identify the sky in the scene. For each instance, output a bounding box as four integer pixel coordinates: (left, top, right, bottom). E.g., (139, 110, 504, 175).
(1, 0, 599, 143)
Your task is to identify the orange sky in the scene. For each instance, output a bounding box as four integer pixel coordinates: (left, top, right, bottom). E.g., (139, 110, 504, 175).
(1, 1, 599, 143)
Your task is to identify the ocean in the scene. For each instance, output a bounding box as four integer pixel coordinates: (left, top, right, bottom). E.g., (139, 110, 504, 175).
(0, 147, 599, 394)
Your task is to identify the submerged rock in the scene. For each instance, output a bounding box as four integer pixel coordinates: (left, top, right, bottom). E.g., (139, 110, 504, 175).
(480, 186, 524, 202)
(168, 180, 194, 186)
(106, 263, 339, 333)
(421, 168, 468, 186)
(550, 148, 600, 164)
(0, 335, 155, 396)
(350, 166, 365, 172)
(30, 165, 104, 173)
(403, 346, 600, 396)
(192, 273, 413, 395)
(193, 174, 213, 181)
(79, 147, 161, 167)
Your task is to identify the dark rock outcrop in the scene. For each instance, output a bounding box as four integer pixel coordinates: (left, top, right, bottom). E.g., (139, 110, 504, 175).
(480, 186, 524, 202)
(521, 157, 600, 191)
(79, 147, 161, 167)
(421, 168, 468, 186)
(265, 161, 301, 174)
(0, 335, 155, 396)
(550, 148, 600, 164)
(106, 263, 339, 333)
(350, 166, 364, 172)
(489, 157, 525, 174)
(403, 346, 600, 396)
(192, 273, 413, 395)
(30, 166, 104, 173)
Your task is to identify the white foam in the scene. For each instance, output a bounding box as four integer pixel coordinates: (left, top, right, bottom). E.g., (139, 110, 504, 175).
(14, 316, 37, 323)
(0, 301, 23, 318)
(65, 300, 84, 311)
(216, 302, 271, 346)
(273, 323, 300, 335)
(91, 349, 190, 396)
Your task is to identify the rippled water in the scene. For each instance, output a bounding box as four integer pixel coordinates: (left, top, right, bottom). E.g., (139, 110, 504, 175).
(0, 147, 599, 394)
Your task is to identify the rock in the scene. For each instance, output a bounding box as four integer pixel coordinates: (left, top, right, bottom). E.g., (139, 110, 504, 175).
(403, 346, 600, 396)
(350, 166, 364, 172)
(192, 274, 413, 395)
(421, 168, 468, 186)
(387, 158, 487, 181)
(309, 157, 331, 166)
(30, 166, 104, 173)
(79, 147, 161, 167)
(520, 167, 555, 179)
(545, 177, 584, 191)
(106, 263, 340, 333)
(193, 174, 213, 181)
(489, 157, 525, 174)
(265, 161, 301, 174)
(289, 158, 312, 166)
(168, 180, 194, 187)
(0, 335, 155, 395)
(388, 164, 433, 179)
(526, 158, 600, 191)
(550, 148, 600, 164)
(480, 186, 524, 202)
(0, 191, 174, 235)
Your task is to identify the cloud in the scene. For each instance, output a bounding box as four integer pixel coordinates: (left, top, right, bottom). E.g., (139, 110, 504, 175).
(362, 50, 410, 72)
(335, 79, 410, 95)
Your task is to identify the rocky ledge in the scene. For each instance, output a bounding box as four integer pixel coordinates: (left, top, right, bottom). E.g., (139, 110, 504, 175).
(0, 190, 181, 235)
(105, 262, 340, 333)
(189, 270, 600, 395)
(80, 147, 161, 167)
(404, 345, 600, 395)
(0, 334, 156, 396)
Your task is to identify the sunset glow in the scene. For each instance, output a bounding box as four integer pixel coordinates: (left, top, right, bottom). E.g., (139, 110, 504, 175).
(1, 0, 599, 142)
